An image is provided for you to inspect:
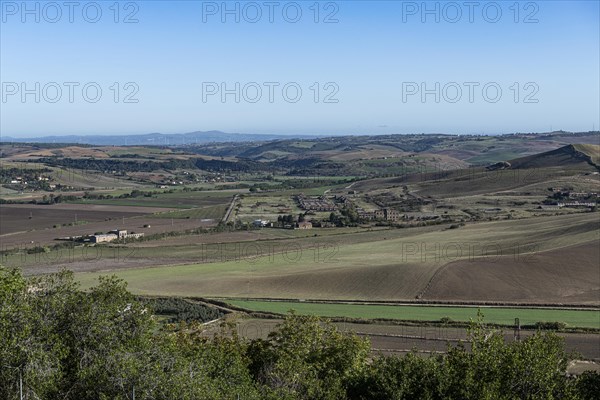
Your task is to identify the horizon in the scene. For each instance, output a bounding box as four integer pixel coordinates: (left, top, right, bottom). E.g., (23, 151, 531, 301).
(3, 129, 600, 143)
(1, 1, 599, 137)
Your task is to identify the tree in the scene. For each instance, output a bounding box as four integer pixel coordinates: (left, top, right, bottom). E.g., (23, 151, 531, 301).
(248, 313, 370, 400)
(329, 212, 336, 223)
(0, 269, 592, 400)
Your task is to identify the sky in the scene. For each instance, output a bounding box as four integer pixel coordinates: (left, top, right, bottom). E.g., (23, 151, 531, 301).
(1, 0, 599, 137)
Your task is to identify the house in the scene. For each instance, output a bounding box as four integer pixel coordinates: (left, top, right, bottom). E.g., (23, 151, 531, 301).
(296, 221, 313, 229)
(91, 234, 119, 243)
(384, 208, 401, 221)
(91, 229, 145, 243)
(252, 219, 271, 228)
(108, 229, 128, 238)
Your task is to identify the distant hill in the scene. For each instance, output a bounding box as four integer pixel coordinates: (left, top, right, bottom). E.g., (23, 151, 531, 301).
(508, 144, 600, 170)
(1, 131, 318, 146)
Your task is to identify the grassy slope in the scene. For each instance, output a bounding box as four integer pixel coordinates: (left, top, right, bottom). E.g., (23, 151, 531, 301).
(573, 144, 600, 166)
(75, 213, 599, 301)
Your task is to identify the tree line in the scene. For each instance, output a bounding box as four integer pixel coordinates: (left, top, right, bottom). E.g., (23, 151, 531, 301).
(1, 268, 598, 399)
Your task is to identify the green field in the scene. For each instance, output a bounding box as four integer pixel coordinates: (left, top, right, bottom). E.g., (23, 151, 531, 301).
(69, 189, 238, 208)
(152, 204, 228, 220)
(227, 300, 600, 329)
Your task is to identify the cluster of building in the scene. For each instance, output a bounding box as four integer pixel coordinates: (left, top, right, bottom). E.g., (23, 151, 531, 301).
(545, 188, 598, 209)
(334, 194, 403, 222)
(6, 175, 57, 190)
(296, 194, 337, 212)
(91, 229, 144, 243)
(252, 219, 313, 229)
(357, 208, 401, 221)
(568, 192, 598, 197)
(555, 202, 597, 208)
(334, 195, 352, 206)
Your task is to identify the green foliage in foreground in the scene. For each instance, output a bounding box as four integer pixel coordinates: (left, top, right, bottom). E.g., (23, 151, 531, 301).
(1, 268, 598, 400)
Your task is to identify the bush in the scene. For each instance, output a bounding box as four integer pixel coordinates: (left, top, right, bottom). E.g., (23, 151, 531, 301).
(141, 297, 223, 323)
(535, 321, 568, 330)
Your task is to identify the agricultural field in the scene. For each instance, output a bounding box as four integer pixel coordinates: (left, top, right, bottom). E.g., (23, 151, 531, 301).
(422, 241, 600, 304)
(224, 301, 600, 329)
(0, 203, 169, 235)
(68, 189, 239, 209)
(222, 318, 600, 361)
(151, 204, 228, 220)
(2, 135, 599, 374)
(73, 213, 599, 304)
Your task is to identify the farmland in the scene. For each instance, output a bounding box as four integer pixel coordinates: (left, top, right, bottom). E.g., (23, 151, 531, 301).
(1, 134, 599, 361)
(68, 188, 239, 209)
(73, 213, 600, 305)
(224, 300, 600, 329)
(222, 318, 600, 362)
(0, 203, 167, 235)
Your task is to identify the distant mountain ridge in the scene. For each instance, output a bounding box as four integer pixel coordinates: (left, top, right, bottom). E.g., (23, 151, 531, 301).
(0, 131, 320, 146)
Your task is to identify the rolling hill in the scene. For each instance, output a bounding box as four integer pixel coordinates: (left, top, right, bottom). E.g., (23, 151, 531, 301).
(508, 144, 600, 170)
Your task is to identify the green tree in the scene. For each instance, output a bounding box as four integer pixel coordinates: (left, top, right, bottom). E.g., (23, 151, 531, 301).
(248, 313, 370, 399)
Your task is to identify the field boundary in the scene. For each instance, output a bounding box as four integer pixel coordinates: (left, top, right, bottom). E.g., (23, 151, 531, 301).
(212, 297, 600, 310)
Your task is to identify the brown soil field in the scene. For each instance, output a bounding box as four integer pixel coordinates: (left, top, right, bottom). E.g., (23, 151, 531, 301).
(0, 214, 216, 249)
(170, 263, 430, 300)
(423, 241, 600, 305)
(0, 203, 173, 235)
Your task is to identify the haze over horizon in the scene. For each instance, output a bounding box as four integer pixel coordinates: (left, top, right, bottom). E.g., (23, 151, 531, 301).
(1, 1, 599, 137)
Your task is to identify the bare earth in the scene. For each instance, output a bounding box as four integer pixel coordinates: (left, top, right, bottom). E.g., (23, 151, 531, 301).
(0, 203, 174, 235)
(423, 241, 600, 305)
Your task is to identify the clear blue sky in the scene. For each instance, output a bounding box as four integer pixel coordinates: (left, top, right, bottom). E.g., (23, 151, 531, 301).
(1, 0, 599, 137)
